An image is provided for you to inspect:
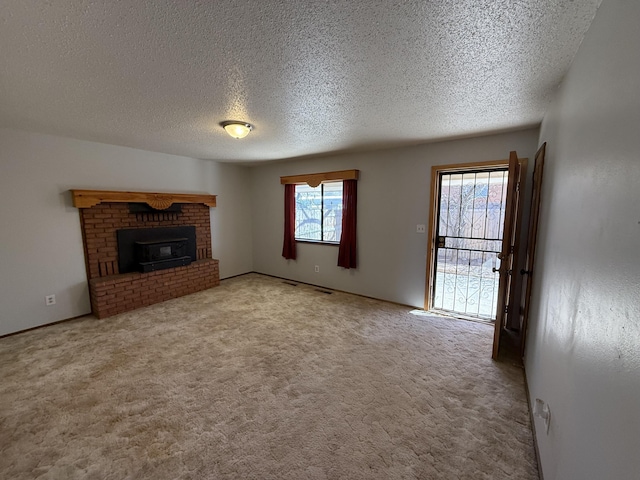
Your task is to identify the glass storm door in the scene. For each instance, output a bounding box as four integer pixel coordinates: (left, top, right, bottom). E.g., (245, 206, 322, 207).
(431, 168, 510, 320)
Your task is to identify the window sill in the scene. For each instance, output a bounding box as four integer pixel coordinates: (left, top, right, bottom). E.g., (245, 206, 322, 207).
(295, 239, 340, 246)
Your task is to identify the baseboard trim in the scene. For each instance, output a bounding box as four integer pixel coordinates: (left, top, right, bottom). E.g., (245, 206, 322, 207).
(220, 271, 255, 281)
(0, 273, 246, 338)
(249, 271, 419, 310)
(0, 314, 91, 339)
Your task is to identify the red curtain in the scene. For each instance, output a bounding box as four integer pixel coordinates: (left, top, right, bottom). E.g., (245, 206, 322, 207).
(338, 179, 357, 268)
(282, 183, 297, 260)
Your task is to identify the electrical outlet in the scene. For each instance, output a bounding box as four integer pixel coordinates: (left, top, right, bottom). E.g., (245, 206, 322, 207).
(314, 265, 320, 273)
(416, 224, 426, 233)
(45, 295, 56, 306)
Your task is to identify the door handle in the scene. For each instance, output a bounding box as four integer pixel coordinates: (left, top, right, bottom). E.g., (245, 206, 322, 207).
(493, 267, 512, 275)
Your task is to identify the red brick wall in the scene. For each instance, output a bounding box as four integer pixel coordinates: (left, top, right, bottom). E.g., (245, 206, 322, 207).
(78, 202, 219, 318)
(89, 259, 219, 318)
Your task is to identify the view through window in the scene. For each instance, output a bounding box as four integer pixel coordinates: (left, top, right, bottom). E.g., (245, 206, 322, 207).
(295, 182, 343, 242)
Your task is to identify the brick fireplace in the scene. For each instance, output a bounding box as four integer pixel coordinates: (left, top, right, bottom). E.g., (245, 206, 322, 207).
(72, 190, 219, 318)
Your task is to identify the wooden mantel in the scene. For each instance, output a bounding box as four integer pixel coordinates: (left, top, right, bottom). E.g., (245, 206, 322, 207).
(71, 189, 217, 210)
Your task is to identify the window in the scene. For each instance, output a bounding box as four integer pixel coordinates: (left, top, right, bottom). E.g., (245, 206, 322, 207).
(281, 169, 358, 265)
(295, 182, 343, 243)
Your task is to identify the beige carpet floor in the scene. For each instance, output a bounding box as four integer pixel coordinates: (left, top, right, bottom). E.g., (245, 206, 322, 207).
(0, 273, 539, 479)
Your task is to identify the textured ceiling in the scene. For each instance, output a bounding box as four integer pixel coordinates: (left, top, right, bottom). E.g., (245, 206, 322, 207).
(0, 1, 601, 163)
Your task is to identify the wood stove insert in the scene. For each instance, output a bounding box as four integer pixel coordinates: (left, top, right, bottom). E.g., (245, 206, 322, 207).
(117, 226, 196, 273)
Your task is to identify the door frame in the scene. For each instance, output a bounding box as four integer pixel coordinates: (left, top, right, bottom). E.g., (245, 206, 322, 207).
(424, 159, 511, 312)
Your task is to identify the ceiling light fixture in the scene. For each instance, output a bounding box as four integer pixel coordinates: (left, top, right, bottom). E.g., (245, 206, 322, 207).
(221, 121, 253, 139)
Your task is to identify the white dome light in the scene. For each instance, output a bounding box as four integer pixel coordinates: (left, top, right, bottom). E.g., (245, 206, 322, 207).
(221, 121, 253, 139)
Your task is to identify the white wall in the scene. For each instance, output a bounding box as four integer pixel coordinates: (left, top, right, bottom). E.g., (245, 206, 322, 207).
(250, 129, 539, 307)
(524, 0, 640, 478)
(207, 160, 254, 279)
(0, 128, 252, 336)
